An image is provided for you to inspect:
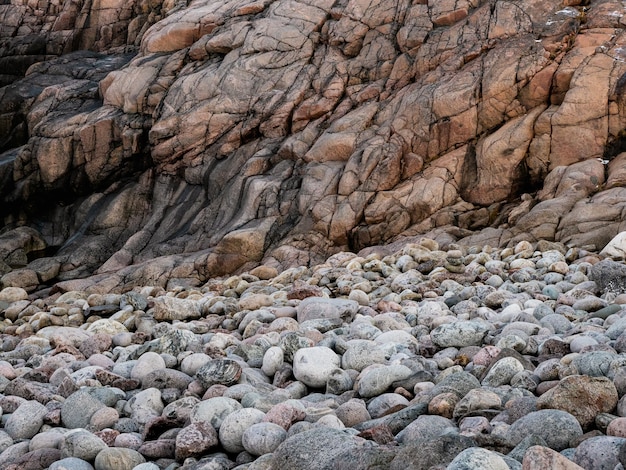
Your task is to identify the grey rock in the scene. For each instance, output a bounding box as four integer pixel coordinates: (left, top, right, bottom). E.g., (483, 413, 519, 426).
(447, 447, 512, 470)
(242, 422, 287, 456)
(590, 260, 626, 294)
(61, 390, 106, 429)
(573, 436, 626, 470)
(395, 414, 455, 444)
(49, 457, 96, 470)
(219, 408, 265, 453)
(507, 409, 583, 451)
(296, 297, 359, 323)
(270, 427, 385, 470)
(389, 434, 477, 470)
(431, 321, 490, 347)
(5, 400, 47, 440)
(94, 448, 146, 470)
(60, 429, 107, 461)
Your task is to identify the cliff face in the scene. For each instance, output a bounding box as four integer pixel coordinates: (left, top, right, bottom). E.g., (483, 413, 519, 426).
(2, 0, 626, 293)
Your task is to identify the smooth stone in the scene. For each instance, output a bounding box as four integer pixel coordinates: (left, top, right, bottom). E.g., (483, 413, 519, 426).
(60, 429, 107, 461)
(589, 304, 622, 320)
(573, 436, 626, 469)
(608, 417, 626, 437)
(429, 371, 481, 399)
(126, 388, 164, 426)
(326, 368, 355, 395)
(447, 447, 512, 470)
(357, 365, 413, 398)
(61, 390, 106, 429)
(521, 445, 584, 469)
(270, 427, 385, 470)
(2, 448, 63, 469)
(296, 297, 359, 323)
(94, 448, 146, 470)
(389, 434, 477, 470)
(130, 352, 166, 382)
(242, 422, 287, 456)
(571, 296, 607, 312)
(262, 402, 306, 430)
(0, 441, 30, 466)
(49, 457, 96, 470)
(152, 296, 200, 321)
(175, 421, 219, 460)
(507, 409, 583, 451)
(90, 407, 120, 431)
(537, 375, 618, 428)
(353, 402, 429, 434)
(431, 321, 490, 348)
(335, 400, 371, 428)
(261, 346, 284, 377)
(367, 393, 410, 419)
(395, 414, 455, 444)
(481, 357, 525, 387)
(180, 353, 212, 376)
(86, 319, 128, 335)
(453, 388, 502, 420)
(196, 358, 243, 388)
(292, 347, 340, 388)
(5, 400, 47, 440)
(29, 429, 65, 451)
(219, 408, 265, 453)
(569, 336, 599, 353)
(342, 341, 388, 371)
(539, 314, 572, 334)
(191, 397, 243, 429)
(572, 351, 617, 377)
(590, 259, 626, 294)
(0, 287, 29, 302)
(142, 368, 194, 390)
(162, 396, 201, 421)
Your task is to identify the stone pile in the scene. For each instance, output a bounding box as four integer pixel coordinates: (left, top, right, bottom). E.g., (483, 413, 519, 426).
(3, 236, 626, 469)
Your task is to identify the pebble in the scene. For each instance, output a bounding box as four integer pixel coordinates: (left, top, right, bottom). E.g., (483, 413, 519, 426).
(219, 408, 265, 453)
(5, 400, 47, 439)
(242, 422, 287, 456)
(507, 409, 583, 451)
(292, 346, 340, 388)
(2, 240, 626, 468)
(94, 448, 145, 470)
(61, 429, 107, 461)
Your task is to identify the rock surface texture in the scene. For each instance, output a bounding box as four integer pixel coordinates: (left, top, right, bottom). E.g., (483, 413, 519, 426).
(3, 0, 626, 292)
(0, 239, 626, 469)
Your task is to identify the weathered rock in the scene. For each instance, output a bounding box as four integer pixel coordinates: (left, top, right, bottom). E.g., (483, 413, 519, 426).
(0, 0, 624, 291)
(522, 445, 584, 470)
(507, 410, 583, 451)
(537, 375, 619, 428)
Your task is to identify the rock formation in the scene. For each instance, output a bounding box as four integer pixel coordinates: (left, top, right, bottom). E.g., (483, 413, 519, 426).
(2, 0, 626, 293)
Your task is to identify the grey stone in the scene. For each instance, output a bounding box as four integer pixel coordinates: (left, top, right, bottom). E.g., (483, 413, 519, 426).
(590, 260, 626, 294)
(94, 448, 146, 470)
(507, 409, 583, 451)
(60, 429, 107, 461)
(49, 457, 96, 470)
(242, 422, 287, 456)
(389, 434, 477, 470)
(447, 447, 512, 470)
(61, 390, 106, 429)
(296, 297, 359, 323)
(431, 321, 490, 347)
(573, 436, 626, 470)
(5, 400, 47, 440)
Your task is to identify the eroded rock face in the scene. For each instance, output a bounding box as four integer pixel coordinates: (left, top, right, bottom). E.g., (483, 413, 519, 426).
(2, 0, 626, 291)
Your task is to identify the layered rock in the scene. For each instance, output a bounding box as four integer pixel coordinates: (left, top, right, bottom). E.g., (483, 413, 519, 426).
(2, 0, 626, 292)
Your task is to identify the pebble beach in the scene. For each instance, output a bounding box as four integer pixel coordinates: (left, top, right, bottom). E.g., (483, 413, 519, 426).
(2, 237, 626, 469)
